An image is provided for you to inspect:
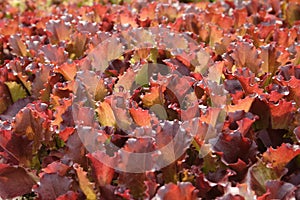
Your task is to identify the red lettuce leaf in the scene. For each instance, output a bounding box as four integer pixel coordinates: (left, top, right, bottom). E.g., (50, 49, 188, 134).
(34, 173, 73, 200)
(0, 164, 36, 199)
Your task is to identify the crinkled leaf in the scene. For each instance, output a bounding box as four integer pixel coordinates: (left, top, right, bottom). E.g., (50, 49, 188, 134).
(226, 96, 255, 113)
(87, 151, 115, 186)
(41, 45, 68, 65)
(0, 164, 36, 199)
(286, 2, 300, 27)
(258, 180, 296, 200)
(212, 132, 257, 165)
(62, 130, 86, 166)
(74, 164, 97, 200)
(142, 85, 165, 107)
(269, 100, 295, 129)
(194, 50, 211, 74)
(96, 101, 116, 127)
(42, 161, 69, 176)
(250, 160, 280, 196)
(34, 173, 72, 200)
(114, 68, 136, 92)
(5, 81, 27, 103)
(66, 32, 88, 59)
(262, 143, 300, 173)
(135, 63, 149, 86)
(12, 104, 53, 152)
(0, 129, 33, 167)
(51, 96, 72, 127)
(31, 64, 51, 98)
(9, 35, 27, 57)
(129, 107, 151, 126)
(119, 172, 147, 199)
(46, 20, 72, 44)
(231, 41, 262, 74)
(54, 62, 77, 81)
(260, 43, 282, 75)
(207, 61, 224, 84)
(88, 37, 124, 72)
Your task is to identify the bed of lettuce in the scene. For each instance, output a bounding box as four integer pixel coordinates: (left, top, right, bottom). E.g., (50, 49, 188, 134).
(1, 0, 300, 199)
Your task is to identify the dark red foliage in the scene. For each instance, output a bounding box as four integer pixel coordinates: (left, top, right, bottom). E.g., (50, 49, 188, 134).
(154, 182, 198, 200)
(0, 0, 300, 199)
(258, 180, 296, 200)
(34, 173, 73, 200)
(0, 164, 36, 199)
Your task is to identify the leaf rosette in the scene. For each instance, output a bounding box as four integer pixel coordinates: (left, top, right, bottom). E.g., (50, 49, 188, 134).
(72, 27, 228, 173)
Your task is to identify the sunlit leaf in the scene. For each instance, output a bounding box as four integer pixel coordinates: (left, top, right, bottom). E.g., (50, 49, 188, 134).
(5, 81, 27, 103)
(96, 101, 116, 127)
(73, 164, 97, 200)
